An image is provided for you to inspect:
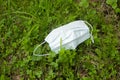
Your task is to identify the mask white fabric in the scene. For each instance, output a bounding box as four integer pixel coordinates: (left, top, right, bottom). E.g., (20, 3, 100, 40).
(33, 20, 94, 56)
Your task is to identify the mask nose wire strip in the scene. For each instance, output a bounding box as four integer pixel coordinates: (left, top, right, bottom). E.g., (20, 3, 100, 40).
(33, 41, 49, 56)
(84, 21, 94, 43)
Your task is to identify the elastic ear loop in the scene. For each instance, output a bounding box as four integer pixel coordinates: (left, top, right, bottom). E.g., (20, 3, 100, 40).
(84, 21, 94, 43)
(33, 41, 50, 56)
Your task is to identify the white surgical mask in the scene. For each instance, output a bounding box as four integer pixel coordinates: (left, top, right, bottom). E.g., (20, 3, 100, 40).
(33, 20, 94, 56)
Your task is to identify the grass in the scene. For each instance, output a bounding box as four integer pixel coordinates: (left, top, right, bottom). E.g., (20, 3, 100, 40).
(0, 0, 120, 80)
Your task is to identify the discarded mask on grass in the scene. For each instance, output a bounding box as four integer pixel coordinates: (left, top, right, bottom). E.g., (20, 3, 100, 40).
(33, 20, 94, 56)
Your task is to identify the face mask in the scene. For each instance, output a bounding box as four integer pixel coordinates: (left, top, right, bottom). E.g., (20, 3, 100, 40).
(33, 20, 94, 56)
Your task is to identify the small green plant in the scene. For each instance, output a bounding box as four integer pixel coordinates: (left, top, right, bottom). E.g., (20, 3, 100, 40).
(106, 0, 120, 13)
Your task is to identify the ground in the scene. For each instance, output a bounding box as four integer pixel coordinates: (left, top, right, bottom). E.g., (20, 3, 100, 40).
(0, 0, 120, 80)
